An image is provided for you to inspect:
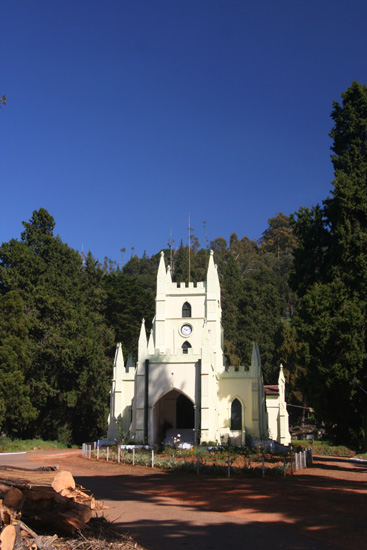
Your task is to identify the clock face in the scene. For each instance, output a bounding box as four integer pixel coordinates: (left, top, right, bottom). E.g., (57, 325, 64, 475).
(181, 324, 192, 337)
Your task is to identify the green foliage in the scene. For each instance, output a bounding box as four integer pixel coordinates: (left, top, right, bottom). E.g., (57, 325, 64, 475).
(0, 437, 70, 453)
(104, 270, 155, 356)
(91, 445, 287, 477)
(258, 212, 297, 256)
(122, 252, 159, 294)
(292, 440, 354, 457)
(236, 269, 286, 380)
(312, 442, 353, 457)
(0, 209, 114, 444)
(0, 291, 37, 434)
(220, 253, 242, 365)
(291, 81, 367, 449)
(354, 452, 367, 460)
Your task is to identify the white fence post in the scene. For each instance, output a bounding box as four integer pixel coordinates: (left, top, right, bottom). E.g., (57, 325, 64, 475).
(117, 445, 120, 463)
(133, 448, 135, 466)
(293, 449, 313, 472)
(151, 450, 154, 468)
(97, 446, 99, 460)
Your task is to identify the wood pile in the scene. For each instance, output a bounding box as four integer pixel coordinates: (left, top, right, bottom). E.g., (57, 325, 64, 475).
(0, 465, 105, 549)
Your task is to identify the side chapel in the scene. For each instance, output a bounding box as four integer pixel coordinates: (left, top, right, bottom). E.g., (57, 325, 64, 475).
(107, 251, 290, 446)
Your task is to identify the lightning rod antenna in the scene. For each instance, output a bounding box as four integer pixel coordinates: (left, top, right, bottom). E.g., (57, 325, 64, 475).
(188, 212, 191, 283)
(168, 229, 175, 274)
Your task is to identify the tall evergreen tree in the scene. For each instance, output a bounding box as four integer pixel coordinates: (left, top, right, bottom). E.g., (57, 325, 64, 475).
(220, 253, 243, 367)
(0, 291, 37, 434)
(104, 270, 155, 358)
(236, 270, 285, 379)
(291, 82, 367, 448)
(0, 209, 114, 444)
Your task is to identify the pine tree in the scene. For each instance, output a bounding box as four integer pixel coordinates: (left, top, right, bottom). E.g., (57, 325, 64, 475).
(0, 209, 115, 443)
(0, 291, 37, 434)
(236, 270, 285, 379)
(291, 82, 367, 448)
(104, 270, 155, 357)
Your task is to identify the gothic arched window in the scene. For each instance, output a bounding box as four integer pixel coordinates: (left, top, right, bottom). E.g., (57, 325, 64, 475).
(230, 399, 242, 430)
(182, 341, 192, 354)
(182, 302, 191, 318)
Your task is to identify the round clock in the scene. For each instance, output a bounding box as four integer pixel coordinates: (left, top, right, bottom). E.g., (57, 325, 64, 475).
(181, 324, 192, 337)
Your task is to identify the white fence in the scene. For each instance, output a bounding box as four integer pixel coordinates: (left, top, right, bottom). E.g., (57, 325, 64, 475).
(82, 442, 313, 476)
(292, 447, 313, 472)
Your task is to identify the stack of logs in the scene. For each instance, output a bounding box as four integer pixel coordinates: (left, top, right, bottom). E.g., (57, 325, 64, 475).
(0, 465, 103, 549)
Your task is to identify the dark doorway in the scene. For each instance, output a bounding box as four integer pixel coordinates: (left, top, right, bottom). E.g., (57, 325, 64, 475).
(176, 394, 195, 429)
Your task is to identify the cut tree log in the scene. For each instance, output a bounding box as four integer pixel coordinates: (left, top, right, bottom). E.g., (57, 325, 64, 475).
(0, 524, 16, 550)
(0, 466, 101, 534)
(3, 488, 24, 510)
(51, 470, 75, 495)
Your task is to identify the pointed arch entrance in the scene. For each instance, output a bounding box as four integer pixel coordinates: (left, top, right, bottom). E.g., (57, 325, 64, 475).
(152, 389, 195, 444)
(176, 393, 195, 428)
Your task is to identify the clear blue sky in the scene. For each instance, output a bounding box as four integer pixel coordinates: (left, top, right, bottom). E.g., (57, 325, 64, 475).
(1, 1, 367, 266)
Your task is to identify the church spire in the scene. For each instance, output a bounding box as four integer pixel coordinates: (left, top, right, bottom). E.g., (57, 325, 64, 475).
(207, 250, 220, 294)
(157, 251, 166, 295)
(278, 363, 285, 401)
(113, 342, 124, 380)
(148, 329, 155, 355)
(138, 318, 148, 362)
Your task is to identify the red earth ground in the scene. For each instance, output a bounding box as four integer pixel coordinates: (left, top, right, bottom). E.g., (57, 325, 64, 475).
(6, 449, 367, 550)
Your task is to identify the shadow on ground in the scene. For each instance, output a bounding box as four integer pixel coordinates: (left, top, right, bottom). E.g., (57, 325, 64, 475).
(107, 516, 330, 550)
(75, 463, 365, 550)
(2, 452, 364, 550)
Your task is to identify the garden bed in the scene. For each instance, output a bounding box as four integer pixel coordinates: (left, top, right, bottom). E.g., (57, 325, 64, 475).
(88, 445, 291, 477)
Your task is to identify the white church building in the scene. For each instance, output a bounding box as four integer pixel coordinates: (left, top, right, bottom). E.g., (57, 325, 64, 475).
(107, 251, 290, 447)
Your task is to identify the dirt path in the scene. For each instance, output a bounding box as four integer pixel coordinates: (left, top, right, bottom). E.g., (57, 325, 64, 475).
(2, 450, 366, 550)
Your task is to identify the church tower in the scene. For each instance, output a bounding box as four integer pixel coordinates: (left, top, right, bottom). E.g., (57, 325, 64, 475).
(129, 250, 223, 445)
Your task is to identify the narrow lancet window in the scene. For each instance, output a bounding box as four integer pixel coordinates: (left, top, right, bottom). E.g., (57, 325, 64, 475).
(182, 302, 191, 318)
(231, 399, 242, 430)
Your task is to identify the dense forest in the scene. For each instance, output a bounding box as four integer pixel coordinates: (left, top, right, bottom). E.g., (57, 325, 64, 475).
(1, 81, 367, 449)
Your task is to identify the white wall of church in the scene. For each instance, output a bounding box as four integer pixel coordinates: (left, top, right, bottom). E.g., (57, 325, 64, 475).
(217, 377, 250, 444)
(149, 361, 197, 405)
